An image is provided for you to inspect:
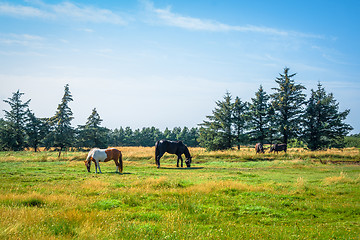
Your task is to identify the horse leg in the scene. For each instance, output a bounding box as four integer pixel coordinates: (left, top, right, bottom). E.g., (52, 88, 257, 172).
(93, 161, 98, 173)
(96, 161, 102, 174)
(156, 152, 164, 168)
(156, 156, 160, 168)
(177, 155, 183, 167)
(114, 158, 122, 173)
(113, 159, 118, 173)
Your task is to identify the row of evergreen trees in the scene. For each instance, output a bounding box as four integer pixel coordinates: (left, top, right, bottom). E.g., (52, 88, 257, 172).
(199, 68, 353, 151)
(0, 84, 199, 154)
(0, 68, 354, 152)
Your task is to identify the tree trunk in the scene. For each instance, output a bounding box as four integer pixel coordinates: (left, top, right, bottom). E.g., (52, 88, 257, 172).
(58, 147, 62, 158)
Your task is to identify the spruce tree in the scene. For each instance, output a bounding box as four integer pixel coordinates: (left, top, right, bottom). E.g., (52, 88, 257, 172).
(2, 90, 30, 151)
(199, 91, 233, 150)
(267, 104, 278, 144)
(271, 68, 306, 144)
(124, 127, 134, 146)
(0, 118, 8, 150)
(303, 83, 353, 150)
(49, 84, 74, 157)
(232, 96, 248, 149)
(77, 108, 109, 149)
(25, 110, 49, 152)
(110, 127, 126, 146)
(248, 85, 269, 144)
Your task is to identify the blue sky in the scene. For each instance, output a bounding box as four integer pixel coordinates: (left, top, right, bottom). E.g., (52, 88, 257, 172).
(0, 0, 359, 133)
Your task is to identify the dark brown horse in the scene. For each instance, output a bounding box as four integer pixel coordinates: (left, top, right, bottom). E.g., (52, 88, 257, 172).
(255, 143, 265, 154)
(155, 140, 192, 168)
(269, 143, 287, 153)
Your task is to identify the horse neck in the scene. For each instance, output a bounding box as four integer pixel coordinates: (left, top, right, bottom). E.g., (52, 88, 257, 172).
(184, 147, 191, 158)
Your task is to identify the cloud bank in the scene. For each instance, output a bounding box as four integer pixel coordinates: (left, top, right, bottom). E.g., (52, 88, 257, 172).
(144, 1, 323, 38)
(0, 1, 126, 24)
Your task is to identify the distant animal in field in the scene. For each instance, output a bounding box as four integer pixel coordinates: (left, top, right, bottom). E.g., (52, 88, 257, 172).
(255, 143, 265, 154)
(84, 148, 123, 173)
(269, 143, 287, 153)
(155, 140, 192, 168)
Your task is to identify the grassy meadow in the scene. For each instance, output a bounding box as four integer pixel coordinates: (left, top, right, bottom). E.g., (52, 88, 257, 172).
(0, 147, 359, 239)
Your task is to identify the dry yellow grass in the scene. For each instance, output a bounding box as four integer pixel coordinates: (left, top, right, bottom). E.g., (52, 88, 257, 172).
(323, 171, 357, 185)
(2, 146, 358, 163)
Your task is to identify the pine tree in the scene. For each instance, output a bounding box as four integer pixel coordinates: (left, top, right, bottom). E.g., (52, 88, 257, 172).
(124, 127, 134, 146)
(110, 127, 126, 146)
(199, 91, 233, 150)
(25, 110, 49, 152)
(188, 127, 199, 147)
(49, 84, 74, 157)
(267, 104, 278, 144)
(163, 127, 172, 140)
(271, 68, 306, 144)
(77, 108, 109, 149)
(248, 85, 269, 144)
(0, 118, 7, 150)
(232, 96, 248, 149)
(172, 127, 182, 140)
(137, 127, 162, 147)
(2, 90, 30, 151)
(303, 83, 353, 150)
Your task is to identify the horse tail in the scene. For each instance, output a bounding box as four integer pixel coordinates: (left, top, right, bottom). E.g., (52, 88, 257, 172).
(119, 151, 123, 173)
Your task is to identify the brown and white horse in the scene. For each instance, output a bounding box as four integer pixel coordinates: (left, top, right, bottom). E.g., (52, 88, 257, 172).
(84, 148, 123, 174)
(255, 143, 265, 154)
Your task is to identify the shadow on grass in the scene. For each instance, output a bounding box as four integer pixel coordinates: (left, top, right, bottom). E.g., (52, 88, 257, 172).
(109, 172, 132, 175)
(88, 172, 133, 175)
(159, 167, 204, 170)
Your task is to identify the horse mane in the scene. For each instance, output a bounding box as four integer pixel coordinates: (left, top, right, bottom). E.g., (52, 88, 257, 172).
(183, 145, 191, 159)
(86, 148, 100, 161)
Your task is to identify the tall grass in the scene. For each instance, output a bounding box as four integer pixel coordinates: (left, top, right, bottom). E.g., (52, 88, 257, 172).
(2, 146, 358, 163)
(0, 147, 359, 239)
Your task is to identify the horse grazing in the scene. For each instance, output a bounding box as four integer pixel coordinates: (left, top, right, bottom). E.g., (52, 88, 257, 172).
(255, 143, 265, 154)
(84, 148, 123, 173)
(269, 143, 287, 153)
(155, 140, 192, 168)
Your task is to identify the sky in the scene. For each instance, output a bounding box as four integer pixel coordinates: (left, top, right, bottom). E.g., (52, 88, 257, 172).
(0, 0, 359, 133)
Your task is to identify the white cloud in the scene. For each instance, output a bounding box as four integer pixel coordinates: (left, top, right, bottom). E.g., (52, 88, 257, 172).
(49, 2, 126, 25)
(0, 2, 50, 18)
(0, 33, 45, 46)
(0, 1, 127, 25)
(145, 1, 323, 38)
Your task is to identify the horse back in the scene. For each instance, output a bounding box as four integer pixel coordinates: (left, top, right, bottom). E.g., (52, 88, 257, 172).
(105, 148, 121, 160)
(157, 140, 185, 155)
(92, 149, 107, 162)
(278, 144, 287, 151)
(273, 143, 287, 152)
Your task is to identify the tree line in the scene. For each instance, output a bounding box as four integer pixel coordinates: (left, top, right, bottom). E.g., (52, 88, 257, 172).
(198, 68, 353, 151)
(0, 68, 355, 153)
(0, 84, 199, 155)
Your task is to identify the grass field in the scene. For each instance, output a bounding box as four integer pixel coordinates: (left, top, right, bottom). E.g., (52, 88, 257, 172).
(0, 147, 359, 239)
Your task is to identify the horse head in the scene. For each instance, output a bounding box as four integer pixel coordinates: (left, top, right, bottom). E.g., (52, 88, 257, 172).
(269, 143, 277, 153)
(84, 160, 91, 172)
(269, 146, 273, 153)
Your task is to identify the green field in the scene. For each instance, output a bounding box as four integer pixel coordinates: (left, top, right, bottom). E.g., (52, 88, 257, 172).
(0, 148, 359, 239)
